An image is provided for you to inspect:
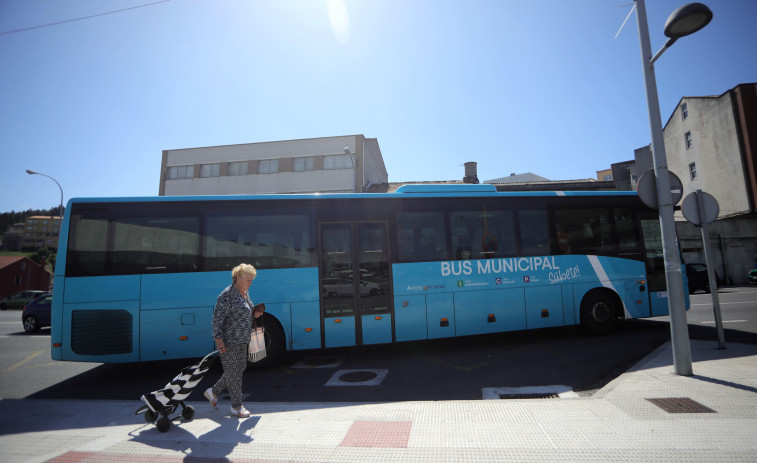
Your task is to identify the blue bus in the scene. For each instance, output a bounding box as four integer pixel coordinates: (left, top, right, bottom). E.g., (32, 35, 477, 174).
(50, 184, 688, 366)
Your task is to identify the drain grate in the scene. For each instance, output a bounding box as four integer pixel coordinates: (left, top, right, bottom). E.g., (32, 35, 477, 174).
(499, 393, 560, 399)
(646, 397, 717, 414)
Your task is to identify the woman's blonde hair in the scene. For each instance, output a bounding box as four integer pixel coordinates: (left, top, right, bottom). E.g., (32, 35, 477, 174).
(232, 263, 257, 284)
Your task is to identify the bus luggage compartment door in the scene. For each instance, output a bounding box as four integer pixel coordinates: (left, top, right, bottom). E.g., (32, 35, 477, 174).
(525, 285, 564, 329)
(394, 295, 427, 341)
(454, 288, 526, 336)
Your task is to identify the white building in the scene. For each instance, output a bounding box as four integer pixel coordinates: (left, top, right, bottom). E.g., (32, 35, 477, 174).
(159, 134, 388, 196)
(615, 83, 757, 284)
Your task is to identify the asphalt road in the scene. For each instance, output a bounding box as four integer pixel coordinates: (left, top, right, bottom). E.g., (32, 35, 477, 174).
(1, 286, 755, 403)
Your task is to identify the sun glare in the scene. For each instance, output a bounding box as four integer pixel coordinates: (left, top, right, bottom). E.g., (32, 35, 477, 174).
(327, 0, 351, 45)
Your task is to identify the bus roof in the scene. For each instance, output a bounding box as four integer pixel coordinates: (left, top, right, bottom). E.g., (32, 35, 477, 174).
(65, 187, 638, 206)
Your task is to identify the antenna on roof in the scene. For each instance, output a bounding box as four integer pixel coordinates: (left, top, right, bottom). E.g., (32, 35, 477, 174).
(615, 3, 636, 39)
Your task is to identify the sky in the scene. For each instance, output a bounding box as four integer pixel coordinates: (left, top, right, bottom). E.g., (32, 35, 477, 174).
(1, 0, 755, 213)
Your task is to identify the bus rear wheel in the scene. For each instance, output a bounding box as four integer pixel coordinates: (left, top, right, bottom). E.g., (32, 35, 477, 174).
(580, 291, 620, 335)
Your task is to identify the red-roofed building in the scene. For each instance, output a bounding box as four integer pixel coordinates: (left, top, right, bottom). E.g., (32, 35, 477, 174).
(0, 256, 52, 300)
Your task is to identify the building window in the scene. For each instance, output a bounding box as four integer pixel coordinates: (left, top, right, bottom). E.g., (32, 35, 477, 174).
(293, 157, 314, 172)
(258, 159, 279, 174)
(689, 162, 697, 180)
(14, 275, 21, 286)
(200, 163, 220, 178)
(682, 102, 688, 120)
(324, 154, 353, 169)
(167, 165, 194, 180)
(684, 131, 693, 149)
(228, 161, 248, 176)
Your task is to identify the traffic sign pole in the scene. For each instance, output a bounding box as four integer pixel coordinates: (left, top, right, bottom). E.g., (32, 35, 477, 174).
(695, 190, 726, 348)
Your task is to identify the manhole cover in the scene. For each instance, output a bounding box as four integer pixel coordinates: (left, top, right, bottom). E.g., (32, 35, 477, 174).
(339, 371, 379, 382)
(646, 397, 717, 414)
(325, 369, 388, 387)
(499, 393, 560, 399)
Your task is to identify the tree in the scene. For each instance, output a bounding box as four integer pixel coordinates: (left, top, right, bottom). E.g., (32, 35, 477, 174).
(30, 247, 56, 272)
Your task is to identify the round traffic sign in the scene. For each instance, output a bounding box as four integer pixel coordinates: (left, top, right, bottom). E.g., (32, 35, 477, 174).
(637, 169, 683, 209)
(682, 191, 719, 226)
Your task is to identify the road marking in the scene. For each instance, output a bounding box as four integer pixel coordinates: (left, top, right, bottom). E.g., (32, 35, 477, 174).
(691, 301, 757, 307)
(4, 350, 43, 372)
(422, 355, 490, 372)
(699, 320, 748, 324)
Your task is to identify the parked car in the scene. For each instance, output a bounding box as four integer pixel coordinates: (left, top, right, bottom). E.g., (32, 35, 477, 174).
(21, 293, 52, 332)
(750, 267, 757, 284)
(685, 263, 712, 294)
(322, 278, 383, 298)
(0, 290, 46, 310)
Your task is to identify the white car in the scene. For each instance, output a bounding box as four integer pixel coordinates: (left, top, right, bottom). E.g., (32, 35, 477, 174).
(322, 278, 382, 298)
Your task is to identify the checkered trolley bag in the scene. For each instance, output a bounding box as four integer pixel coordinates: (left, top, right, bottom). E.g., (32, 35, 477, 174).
(134, 350, 219, 432)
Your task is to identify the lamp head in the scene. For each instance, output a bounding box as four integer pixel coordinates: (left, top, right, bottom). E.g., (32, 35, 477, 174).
(664, 3, 712, 39)
(26, 169, 38, 175)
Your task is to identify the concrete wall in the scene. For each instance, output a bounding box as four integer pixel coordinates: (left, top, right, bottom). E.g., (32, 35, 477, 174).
(362, 138, 388, 190)
(665, 94, 751, 220)
(160, 135, 383, 195)
(677, 215, 757, 285)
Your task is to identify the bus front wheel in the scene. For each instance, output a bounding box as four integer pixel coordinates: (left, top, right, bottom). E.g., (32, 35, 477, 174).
(247, 314, 285, 370)
(580, 291, 620, 335)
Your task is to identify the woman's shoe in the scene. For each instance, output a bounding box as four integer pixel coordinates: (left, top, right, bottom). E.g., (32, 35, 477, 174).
(204, 388, 218, 409)
(231, 406, 251, 418)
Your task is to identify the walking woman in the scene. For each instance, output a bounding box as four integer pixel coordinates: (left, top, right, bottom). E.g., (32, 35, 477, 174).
(205, 263, 263, 418)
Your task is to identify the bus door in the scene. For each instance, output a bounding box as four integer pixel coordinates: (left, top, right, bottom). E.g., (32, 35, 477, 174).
(319, 222, 393, 347)
(640, 215, 669, 316)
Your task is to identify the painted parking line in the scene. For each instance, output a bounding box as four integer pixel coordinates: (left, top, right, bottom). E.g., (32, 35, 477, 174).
(699, 320, 748, 324)
(2, 350, 43, 373)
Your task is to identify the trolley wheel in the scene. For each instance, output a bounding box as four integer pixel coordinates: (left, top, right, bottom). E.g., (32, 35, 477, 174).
(156, 416, 171, 432)
(580, 290, 620, 335)
(144, 409, 158, 423)
(182, 404, 195, 421)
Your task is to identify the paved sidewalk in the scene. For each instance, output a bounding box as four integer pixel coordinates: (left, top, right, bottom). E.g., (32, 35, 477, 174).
(0, 339, 756, 462)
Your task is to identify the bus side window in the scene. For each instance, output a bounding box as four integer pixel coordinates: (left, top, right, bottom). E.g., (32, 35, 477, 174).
(204, 212, 313, 270)
(450, 207, 517, 260)
(67, 215, 109, 276)
(112, 216, 200, 274)
(614, 207, 641, 256)
(518, 209, 549, 257)
(397, 212, 447, 262)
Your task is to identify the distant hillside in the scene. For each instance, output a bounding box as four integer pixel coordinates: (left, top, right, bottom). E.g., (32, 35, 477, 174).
(0, 207, 62, 235)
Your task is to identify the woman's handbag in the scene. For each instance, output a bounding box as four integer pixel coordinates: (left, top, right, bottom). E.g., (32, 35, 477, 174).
(248, 313, 267, 362)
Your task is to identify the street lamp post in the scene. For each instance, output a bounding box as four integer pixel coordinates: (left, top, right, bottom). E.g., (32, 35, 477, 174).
(26, 169, 64, 244)
(633, 0, 712, 376)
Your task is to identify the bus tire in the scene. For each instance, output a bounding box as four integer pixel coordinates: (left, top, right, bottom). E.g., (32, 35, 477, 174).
(579, 290, 621, 335)
(247, 314, 285, 370)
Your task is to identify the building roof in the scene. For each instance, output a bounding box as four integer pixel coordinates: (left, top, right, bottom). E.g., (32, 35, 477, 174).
(484, 173, 551, 184)
(0, 256, 26, 269)
(365, 176, 612, 193)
